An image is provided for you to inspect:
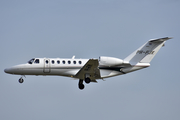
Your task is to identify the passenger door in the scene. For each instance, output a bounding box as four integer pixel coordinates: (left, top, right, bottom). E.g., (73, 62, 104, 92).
(44, 59, 50, 73)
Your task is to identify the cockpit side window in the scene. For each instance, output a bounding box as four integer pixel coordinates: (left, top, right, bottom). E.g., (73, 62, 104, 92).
(34, 59, 40, 64)
(28, 58, 35, 64)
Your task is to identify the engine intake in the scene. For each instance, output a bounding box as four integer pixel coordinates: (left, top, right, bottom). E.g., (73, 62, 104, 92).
(99, 56, 124, 66)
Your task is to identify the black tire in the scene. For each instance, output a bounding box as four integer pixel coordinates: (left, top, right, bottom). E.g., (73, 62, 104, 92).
(78, 83, 85, 90)
(19, 78, 24, 83)
(85, 77, 91, 84)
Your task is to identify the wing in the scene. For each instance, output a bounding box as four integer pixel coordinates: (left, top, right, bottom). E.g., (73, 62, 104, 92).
(75, 59, 101, 81)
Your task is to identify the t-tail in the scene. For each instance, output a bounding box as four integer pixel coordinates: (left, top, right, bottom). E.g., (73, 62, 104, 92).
(123, 37, 172, 65)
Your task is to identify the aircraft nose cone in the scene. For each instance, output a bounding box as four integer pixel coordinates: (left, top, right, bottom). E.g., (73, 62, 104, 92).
(4, 65, 24, 75)
(4, 68, 11, 74)
(4, 67, 16, 74)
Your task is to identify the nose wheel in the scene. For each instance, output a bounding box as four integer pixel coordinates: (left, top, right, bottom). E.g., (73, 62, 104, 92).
(18, 76, 24, 83)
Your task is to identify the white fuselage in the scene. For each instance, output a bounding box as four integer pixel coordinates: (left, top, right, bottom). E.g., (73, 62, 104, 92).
(4, 58, 149, 80)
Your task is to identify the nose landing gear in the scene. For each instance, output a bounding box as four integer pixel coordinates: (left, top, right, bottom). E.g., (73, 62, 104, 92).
(18, 75, 25, 83)
(19, 77, 24, 83)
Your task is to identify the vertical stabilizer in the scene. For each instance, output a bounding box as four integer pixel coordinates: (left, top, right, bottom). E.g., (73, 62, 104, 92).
(124, 37, 172, 65)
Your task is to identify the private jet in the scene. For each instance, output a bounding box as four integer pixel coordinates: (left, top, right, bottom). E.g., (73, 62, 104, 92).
(4, 37, 172, 90)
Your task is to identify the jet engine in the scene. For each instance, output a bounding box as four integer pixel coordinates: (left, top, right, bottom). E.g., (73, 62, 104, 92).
(99, 56, 124, 66)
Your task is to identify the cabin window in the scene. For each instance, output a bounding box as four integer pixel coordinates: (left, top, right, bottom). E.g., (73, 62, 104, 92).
(63, 60, 65, 64)
(46, 60, 48, 64)
(73, 61, 76, 64)
(68, 61, 71, 64)
(34, 59, 39, 64)
(28, 58, 35, 64)
(57, 60, 60, 64)
(52, 60, 55, 64)
(79, 61, 82, 64)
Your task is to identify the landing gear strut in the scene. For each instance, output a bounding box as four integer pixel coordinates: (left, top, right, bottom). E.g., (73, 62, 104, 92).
(19, 77, 24, 83)
(78, 79, 84, 90)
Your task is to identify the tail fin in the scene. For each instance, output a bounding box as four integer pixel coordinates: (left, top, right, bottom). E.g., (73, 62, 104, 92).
(124, 37, 172, 65)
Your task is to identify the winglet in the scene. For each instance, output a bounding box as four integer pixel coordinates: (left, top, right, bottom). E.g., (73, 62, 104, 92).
(72, 55, 75, 59)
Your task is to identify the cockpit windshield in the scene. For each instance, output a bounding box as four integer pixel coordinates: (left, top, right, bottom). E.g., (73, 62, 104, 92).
(28, 58, 35, 64)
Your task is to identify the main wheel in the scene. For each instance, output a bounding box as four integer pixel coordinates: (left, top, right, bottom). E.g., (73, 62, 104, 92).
(85, 77, 91, 84)
(19, 78, 24, 83)
(78, 83, 85, 90)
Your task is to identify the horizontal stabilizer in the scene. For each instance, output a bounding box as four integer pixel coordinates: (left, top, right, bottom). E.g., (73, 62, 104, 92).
(149, 37, 172, 42)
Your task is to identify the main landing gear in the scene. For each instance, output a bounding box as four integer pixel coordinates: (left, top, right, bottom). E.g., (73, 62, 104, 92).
(85, 77, 91, 84)
(78, 79, 84, 90)
(78, 77, 91, 90)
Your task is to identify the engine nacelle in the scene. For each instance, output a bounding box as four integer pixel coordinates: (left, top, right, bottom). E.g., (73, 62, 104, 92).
(99, 56, 124, 66)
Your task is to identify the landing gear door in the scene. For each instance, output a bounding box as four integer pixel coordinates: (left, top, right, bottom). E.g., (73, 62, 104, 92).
(44, 59, 50, 73)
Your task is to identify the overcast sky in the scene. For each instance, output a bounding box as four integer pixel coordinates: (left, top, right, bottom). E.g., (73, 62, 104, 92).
(1, 0, 180, 120)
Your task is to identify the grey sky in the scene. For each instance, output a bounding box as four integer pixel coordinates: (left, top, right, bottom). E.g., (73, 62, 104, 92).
(1, 0, 180, 120)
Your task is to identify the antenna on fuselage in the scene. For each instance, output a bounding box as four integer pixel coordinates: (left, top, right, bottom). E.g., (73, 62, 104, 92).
(72, 55, 75, 59)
